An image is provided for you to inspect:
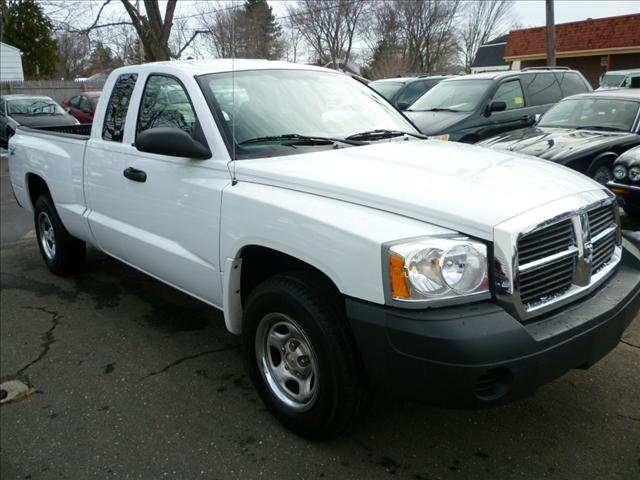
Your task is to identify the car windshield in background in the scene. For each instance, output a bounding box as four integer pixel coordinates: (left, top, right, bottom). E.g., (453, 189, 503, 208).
(370, 81, 404, 101)
(7, 98, 66, 116)
(199, 69, 418, 155)
(600, 74, 626, 88)
(409, 79, 492, 112)
(538, 98, 639, 132)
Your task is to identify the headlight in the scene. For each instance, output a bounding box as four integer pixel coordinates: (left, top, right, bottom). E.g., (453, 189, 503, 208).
(629, 166, 640, 183)
(613, 164, 627, 180)
(386, 237, 489, 305)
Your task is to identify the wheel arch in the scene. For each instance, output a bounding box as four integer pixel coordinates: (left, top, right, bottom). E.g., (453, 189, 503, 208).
(222, 244, 343, 335)
(26, 172, 51, 210)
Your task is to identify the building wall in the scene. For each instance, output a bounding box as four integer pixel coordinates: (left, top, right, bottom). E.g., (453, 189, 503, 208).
(0, 43, 24, 82)
(521, 52, 640, 88)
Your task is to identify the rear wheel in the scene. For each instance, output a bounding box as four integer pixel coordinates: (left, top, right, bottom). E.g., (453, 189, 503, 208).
(242, 271, 370, 439)
(34, 195, 85, 276)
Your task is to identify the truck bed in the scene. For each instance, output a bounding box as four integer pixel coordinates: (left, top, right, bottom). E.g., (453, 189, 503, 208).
(18, 124, 92, 140)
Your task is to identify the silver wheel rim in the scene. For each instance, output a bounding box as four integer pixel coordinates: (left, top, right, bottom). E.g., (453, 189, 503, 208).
(255, 313, 319, 412)
(38, 211, 56, 260)
(593, 165, 613, 185)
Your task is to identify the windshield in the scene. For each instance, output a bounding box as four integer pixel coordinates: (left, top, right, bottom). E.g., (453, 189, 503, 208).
(538, 97, 639, 132)
(410, 79, 492, 112)
(7, 98, 66, 116)
(600, 74, 626, 88)
(198, 69, 418, 156)
(370, 81, 404, 101)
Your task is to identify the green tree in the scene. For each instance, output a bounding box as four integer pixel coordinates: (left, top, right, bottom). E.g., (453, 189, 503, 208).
(238, 0, 283, 60)
(1, 0, 59, 79)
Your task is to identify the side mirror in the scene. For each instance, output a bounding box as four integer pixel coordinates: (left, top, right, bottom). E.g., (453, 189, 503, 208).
(135, 127, 211, 159)
(489, 101, 507, 113)
(397, 101, 410, 111)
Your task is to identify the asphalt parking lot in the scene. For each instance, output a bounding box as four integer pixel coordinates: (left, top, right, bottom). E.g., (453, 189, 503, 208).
(1, 153, 639, 479)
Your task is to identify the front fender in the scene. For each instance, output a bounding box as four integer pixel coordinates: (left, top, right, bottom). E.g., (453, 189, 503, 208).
(219, 182, 454, 333)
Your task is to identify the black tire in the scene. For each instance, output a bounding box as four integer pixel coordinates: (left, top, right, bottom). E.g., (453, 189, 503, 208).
(34, 195, 85, 276)
(242, 271, 371, 439)
(588, 157, 615, 185)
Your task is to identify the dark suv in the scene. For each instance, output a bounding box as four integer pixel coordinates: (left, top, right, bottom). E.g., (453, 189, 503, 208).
(405, 68, 592, 143)
(369, 75, 452, 111)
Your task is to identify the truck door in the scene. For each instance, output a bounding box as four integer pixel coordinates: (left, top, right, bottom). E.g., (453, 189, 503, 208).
(87, 73, 229, 307)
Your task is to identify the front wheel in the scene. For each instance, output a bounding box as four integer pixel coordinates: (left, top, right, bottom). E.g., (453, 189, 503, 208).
(588, 158, 614, 185)
(242, 271, 370, 439)
(34, 195, 85, 276)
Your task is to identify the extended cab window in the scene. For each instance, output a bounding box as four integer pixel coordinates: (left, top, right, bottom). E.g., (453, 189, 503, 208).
(522, 73, 562, 106)
(102, 73, 137, 142)
(137, 75, 197, 136)
(492, 80, 525, 110)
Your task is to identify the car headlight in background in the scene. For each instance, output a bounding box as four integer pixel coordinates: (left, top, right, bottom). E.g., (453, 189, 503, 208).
(629, 166, 640, 183)
(613, 164, 627, 180)
(386, 237, 489, 304)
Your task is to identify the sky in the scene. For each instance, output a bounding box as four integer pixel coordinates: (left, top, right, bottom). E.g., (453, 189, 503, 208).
(511, 0, 640, 27)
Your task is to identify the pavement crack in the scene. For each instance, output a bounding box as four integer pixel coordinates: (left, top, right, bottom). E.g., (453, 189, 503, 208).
(616, 413, 640, 423)
(139, 345, 238, 381)
(619, 339, 640, 350)
(16, 307, 61, 376)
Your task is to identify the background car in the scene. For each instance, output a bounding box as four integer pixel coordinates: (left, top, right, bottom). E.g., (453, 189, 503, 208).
(609, 145, 640, 216)
(369, 75, 452, 111)
(0, 94, 78, 148)
(597, 68, 640, 90)
(61, 91, 101, 123)
(404, 67, 592, 143)
(478, 89, 640, 184)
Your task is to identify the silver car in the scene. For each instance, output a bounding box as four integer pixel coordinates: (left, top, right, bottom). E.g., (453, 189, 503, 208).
(1, 94, 78, 148)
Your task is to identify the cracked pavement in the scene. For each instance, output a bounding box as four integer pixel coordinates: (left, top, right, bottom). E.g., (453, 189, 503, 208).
(1, 153, 640, 479)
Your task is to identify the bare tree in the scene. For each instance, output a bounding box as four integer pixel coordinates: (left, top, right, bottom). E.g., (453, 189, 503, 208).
(458, 0, 514, 72)
(56, 32, 91, 80)
(287, 0, 367, 69)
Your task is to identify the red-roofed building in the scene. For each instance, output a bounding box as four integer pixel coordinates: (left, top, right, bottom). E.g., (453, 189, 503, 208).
(504, 14, 640, 87)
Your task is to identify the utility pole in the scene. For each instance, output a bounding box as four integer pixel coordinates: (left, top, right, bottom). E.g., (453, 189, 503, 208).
(546, 0, 556, 66)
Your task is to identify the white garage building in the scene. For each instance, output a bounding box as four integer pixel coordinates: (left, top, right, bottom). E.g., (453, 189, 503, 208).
(0, 42, 24, 82)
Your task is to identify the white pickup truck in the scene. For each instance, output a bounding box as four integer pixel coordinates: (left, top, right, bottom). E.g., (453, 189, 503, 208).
(8, 60, 640, 439)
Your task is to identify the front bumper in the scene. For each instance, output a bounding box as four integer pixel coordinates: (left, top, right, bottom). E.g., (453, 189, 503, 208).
(346, 240, 640, 408)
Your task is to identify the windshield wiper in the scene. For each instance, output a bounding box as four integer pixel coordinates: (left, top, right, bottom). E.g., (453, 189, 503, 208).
(421, 107, 461, 112)
(237, 133, 364, 147)
(573, 125, 627, 132)
(345, 129, 426, 141)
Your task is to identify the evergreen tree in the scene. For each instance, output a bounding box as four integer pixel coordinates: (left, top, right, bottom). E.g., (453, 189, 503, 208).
(239, 0, 283, 60)
(1, 0, 58, 79)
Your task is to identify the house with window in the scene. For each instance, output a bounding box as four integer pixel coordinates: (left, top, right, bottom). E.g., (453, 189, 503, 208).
(0, 42, 24, 82)
(471, 34, 510, 74)
(504, 14, 640, 88)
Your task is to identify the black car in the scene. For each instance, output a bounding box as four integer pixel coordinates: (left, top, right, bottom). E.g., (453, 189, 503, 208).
(478, 89, 640, 184)
(405, 67, 591, 143)
(609, 145, 640, 216)
(369, 75, 452, 111)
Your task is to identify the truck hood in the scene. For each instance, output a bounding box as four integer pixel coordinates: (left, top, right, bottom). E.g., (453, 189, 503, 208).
(233, 140, 604, 240)
(478, 126, 639, 162)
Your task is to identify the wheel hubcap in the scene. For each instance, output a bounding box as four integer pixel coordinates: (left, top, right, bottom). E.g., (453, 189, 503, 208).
(38, 212, 56, 260)
(593, 166, 613, 185)
(255, 313, 319, 411)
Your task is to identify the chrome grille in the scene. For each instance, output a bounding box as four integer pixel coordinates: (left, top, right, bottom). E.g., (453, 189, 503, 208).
(518, 218, 574, 265)
(517, 218, 576, 308)
(495, 195, 622, 321)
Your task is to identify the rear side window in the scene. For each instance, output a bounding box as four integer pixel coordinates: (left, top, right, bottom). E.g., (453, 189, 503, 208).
(522, 73, 562, 106)
(396, 81, 428, 106)
(69, 96, 81, 108)
(137, 75, 197, 136)
(559, 72, 589, 97)
(102, 73, 138, 142)
(492, 80, 525, 110)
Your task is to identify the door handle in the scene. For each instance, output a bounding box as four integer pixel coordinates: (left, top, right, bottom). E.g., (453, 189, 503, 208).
(123, 166, 147, 182)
